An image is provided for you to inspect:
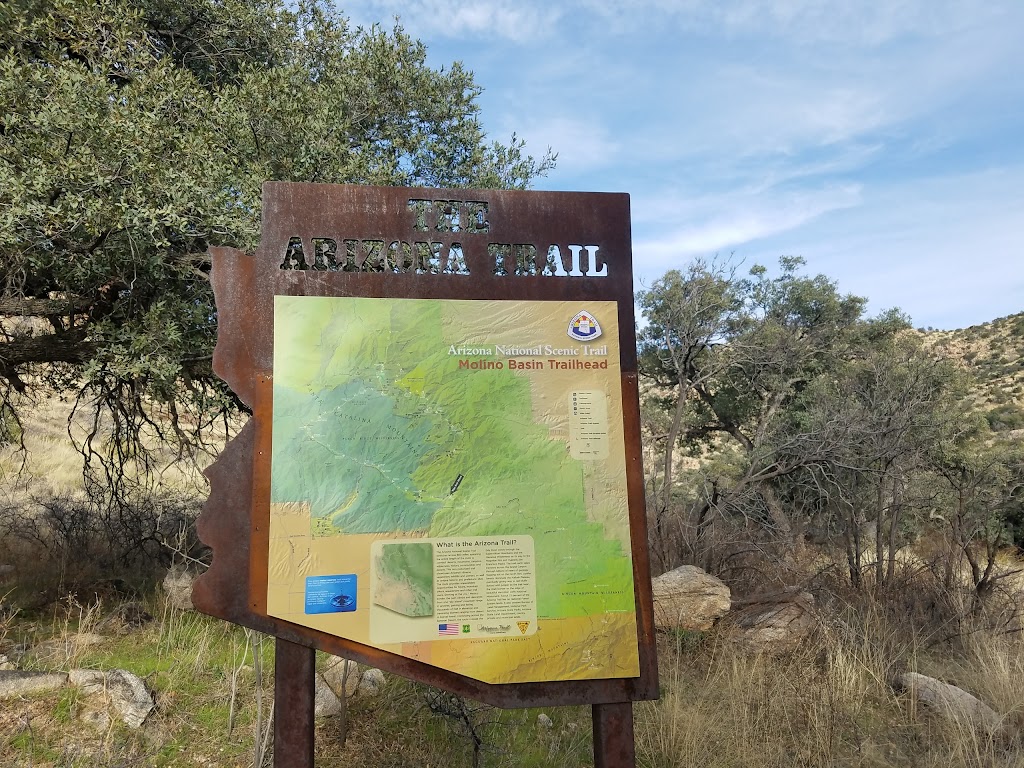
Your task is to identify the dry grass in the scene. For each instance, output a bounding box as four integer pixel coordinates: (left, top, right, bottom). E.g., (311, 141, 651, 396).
(0, 593, 596, 768)
(3, 556, 1023, 767)
(636, 590, 1024, 768)
(0, 389, 217, 509)
(1, 392, 90, 500)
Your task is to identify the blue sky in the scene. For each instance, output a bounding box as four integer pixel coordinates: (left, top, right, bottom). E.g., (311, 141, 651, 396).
(342, 1, 1023, 330)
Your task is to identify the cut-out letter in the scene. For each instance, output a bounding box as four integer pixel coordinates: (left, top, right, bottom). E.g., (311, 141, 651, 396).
(541, 245, 569, 276)
(444, 244, 470, 275)
(466, 202, 489, 234)
(387, 241, 414, 273)
(279, 237, 308, 270)
(362, 240, 385, 272)
(584, 245, 608, 277)
(512, 244, 538, 276)
(435, 201, 461, 233)
(489, 243, 511, 276)
(567, 245, 585, 277)
(407, 199, 432, 232)
(310, 238, 339, 270)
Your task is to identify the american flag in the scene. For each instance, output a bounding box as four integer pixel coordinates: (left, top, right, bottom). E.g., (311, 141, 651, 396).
(438, 623, 460, 635)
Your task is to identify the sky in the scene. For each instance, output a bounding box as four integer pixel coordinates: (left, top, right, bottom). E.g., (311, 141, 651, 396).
(341, 0, 1024, 331)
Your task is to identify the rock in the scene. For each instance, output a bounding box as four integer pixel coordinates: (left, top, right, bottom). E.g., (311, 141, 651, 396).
(0, 563, 15, 582)
(358, 668, 384, 695)
(70, 668, 154, 728)
(314, 673, 344, 717)
(322, 657, 362, 698)
(0, 670, 68, 697)
(651, 565, 731, 631)
(322, 657, 385, 698)
(0, 644, 28, 669)
(731, 589, 815, 653)
(897, 672, 1004, 735)
(537, 713, 553, 728)
(162, 567, 196, 612)
(69, 668, 109, 693)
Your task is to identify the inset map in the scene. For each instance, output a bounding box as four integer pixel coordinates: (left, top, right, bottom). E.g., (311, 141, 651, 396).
(373, 542, 434, 617)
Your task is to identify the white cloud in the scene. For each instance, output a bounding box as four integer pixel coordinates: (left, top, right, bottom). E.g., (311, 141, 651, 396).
(737, 168, 1024, 328)
(335, 0, 1023, 330)
(633, 184, 862, 274)
(578, 0, 1004, 45)
(342, 1, 563, 43)
(507, 116, 620, 176)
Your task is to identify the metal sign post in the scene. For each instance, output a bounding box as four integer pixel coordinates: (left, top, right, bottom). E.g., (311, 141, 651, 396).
(194, 183, 658, 766)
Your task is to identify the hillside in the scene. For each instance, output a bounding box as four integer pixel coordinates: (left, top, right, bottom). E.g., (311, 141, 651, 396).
(924, 310, 1024, 434)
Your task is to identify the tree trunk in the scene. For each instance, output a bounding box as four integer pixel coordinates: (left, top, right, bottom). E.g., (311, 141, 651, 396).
(843, 508, 861, 590)
(874, 476, 886, 589)
(659, 380, 691, 514)
(886, 476, 902, 584)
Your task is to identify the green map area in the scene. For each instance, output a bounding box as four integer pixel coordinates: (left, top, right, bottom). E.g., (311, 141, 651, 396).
(374, 542, 434, 617)
(271, 297, 633, 619)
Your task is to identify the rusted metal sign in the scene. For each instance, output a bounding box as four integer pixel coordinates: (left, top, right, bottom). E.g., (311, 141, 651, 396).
(194, 183, 658, 721)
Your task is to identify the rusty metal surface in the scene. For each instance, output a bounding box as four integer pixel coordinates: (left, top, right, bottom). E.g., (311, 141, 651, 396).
(193, 182, 659, 709)
(274, 639, 316, 768)
(593, 702, 637, 768)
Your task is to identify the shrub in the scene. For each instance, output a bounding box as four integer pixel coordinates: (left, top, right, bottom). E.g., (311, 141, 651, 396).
(986, 404, 1024, 432)
(0, 491, 205, 606)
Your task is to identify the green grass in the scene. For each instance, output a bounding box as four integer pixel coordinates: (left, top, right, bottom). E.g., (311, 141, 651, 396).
(3, 570, 1024, 768)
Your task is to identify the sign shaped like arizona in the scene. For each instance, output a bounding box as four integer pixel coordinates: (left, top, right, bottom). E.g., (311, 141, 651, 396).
(268, 297, 638, 683)
(194, 182, 658, 707)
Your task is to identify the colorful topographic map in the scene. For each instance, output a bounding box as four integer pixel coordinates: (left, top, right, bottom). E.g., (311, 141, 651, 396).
(267, 297, 639, 683)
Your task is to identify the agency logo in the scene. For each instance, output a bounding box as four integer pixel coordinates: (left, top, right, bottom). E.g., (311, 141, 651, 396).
(567, 310, 603, 342)
(517, 621, 530, 634)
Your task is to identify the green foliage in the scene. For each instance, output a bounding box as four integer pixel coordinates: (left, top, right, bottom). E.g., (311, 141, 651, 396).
(635, 256, 1014, 584)
(987, 403, 1024, 432)
(642, 259, 920, 560)
(0, 0, 553, 488)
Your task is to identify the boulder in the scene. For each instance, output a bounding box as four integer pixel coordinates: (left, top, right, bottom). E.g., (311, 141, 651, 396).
(0, 670, 68, 698)
(731, 589, 815, 653)
(897, 672, 1004, 735)
(162, 567, 196, 612)
(70, 668, 154, 728)
(359, 668, 385, 695)
(314, 673, 344, 717)
(651, 565, 731, 631)
(322, 657, 361, 698)
(322, 657, 384, 698)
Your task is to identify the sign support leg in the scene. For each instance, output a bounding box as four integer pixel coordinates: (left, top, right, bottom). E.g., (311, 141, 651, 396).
(592, 701, 636, 768)
(274, 638, 316, 768)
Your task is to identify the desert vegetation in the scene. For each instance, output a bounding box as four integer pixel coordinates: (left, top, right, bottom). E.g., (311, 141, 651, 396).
(2, 0, 1023, 765)
(2, 262, 1021, 767)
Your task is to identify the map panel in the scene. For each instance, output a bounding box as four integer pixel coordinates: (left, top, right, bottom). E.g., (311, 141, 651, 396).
(374, 542, 434, 617)
(267, 297, 639, 684)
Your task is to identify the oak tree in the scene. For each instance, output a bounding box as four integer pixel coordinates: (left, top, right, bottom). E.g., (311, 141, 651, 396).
(0, 0, 553, 482)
